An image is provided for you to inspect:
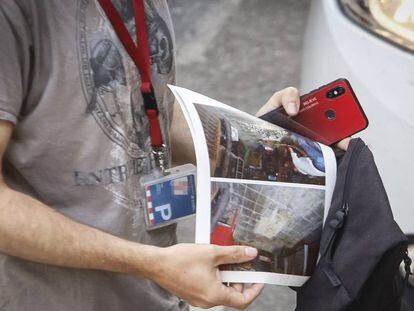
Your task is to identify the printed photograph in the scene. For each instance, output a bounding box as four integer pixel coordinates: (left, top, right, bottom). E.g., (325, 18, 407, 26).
(194, 103, 326, 186)
(210, 181, 324, 276)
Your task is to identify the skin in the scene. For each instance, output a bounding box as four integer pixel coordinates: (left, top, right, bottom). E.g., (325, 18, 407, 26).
(0, 87, 348, 309)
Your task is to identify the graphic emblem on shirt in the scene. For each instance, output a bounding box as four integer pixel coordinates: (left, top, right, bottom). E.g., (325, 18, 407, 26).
(111, 0, 173, 74)
(77, 0, 173, 159)
(146, 1, 173, 74)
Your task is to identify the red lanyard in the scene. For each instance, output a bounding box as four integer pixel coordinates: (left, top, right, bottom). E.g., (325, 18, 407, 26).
(97, 0, 164, 149)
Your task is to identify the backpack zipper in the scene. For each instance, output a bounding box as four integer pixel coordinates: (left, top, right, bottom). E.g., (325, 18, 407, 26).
(341, 140, 365, 207)
(324, 140, 366, 260)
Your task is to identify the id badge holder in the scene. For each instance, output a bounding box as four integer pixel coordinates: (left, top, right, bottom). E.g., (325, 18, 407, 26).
(140, 164, 197, 230)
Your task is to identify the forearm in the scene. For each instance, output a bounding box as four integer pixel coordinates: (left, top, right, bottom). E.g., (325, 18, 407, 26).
(0, 179, 262, 309)
(0, 184, 160, 278)
(170, 102, 196, 165)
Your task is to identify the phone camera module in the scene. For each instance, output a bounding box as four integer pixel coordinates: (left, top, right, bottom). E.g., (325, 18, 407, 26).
(326, 86, 345, 99)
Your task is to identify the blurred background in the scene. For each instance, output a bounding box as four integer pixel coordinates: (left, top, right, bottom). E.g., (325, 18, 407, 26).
(170, 0, 309, 115)
(170, 0, 414, 310)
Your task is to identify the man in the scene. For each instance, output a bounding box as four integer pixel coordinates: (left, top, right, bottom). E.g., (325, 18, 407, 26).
(0, 1, 348, 310)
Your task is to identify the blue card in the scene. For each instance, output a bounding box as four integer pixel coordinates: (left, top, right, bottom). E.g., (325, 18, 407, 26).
(144, 175, 196, 228)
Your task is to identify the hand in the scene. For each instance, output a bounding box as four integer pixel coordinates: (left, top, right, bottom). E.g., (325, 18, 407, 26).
(150, 243, 264, 309)
(256, 87, 350, 151)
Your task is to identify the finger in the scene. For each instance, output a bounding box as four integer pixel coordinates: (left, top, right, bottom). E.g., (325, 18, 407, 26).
(336, 137, 351, 151)
(255, 90, 284, 117)
(230, 283, 244, 293)
(256, 87, 300, 117)
(213, 245, 258, 266)
(280, 87, 300, 116)
(222, 283, 265, 309)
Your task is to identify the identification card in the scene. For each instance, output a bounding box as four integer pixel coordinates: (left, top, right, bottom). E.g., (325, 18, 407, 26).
(141, 164, 196, 230)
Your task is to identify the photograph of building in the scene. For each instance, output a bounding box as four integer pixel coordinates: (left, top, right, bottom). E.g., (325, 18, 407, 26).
(210, 181, 324, 276)
(195, 103, 326, 186)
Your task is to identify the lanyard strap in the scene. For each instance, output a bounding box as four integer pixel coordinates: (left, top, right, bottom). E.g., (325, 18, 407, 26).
(97, 0, 164, 149)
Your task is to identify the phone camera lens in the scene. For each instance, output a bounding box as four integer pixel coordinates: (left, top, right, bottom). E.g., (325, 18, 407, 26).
(325, 109, 335, 120)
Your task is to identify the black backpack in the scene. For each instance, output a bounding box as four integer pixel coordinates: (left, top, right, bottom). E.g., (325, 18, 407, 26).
(295, 138, 412, 311)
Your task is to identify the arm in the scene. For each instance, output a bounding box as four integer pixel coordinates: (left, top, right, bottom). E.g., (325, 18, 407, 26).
(0, 121, 262, 309)
(0, 121, 159, 276)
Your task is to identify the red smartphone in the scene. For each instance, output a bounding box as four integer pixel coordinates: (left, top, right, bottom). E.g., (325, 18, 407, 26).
(260, 78, 369, 145)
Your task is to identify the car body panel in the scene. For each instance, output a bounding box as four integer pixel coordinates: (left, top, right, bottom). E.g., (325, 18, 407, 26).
(301, 0, 414, 234)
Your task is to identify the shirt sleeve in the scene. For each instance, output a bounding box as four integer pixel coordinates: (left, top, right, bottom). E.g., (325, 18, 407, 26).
(0, 0, 32, 125)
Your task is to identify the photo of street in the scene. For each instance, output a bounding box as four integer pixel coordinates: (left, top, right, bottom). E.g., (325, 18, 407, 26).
(210, 181, 324, 276)
(195, 103, 326, 186)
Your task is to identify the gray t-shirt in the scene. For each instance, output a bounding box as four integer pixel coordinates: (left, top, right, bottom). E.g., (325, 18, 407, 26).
(0, 1, 186, 310)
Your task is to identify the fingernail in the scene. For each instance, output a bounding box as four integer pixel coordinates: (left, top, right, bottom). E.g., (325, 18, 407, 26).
(287, 102, 298, 115)
(245, 247, 258, 258)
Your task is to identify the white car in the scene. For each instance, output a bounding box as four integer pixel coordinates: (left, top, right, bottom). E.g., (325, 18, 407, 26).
(300, 0, 414, 299)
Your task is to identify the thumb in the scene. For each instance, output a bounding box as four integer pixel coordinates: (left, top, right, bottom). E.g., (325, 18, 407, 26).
(336, 137, 351, 151)
(213, 245, 258, 266)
